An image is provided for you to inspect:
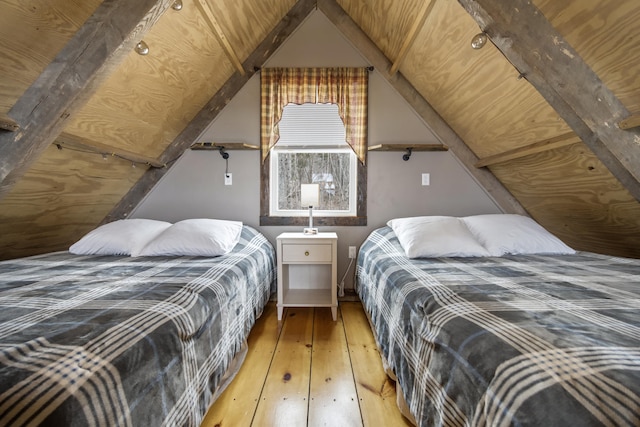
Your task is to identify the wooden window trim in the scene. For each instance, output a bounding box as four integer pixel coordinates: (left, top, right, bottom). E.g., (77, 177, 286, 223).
(260, 155, 367, 226)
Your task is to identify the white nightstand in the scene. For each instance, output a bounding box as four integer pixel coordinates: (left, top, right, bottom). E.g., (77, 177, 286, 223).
(276, 232, 338, 321)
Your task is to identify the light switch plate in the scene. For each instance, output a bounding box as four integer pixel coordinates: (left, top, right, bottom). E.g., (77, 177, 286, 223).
(421, 173, 430, 186)
(224, 173, 232, 185)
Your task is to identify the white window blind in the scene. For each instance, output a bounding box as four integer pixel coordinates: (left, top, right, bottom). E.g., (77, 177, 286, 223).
(276, 103, 347, 148)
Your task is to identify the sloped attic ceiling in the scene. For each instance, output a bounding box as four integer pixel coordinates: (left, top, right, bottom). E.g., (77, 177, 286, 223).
(0, 0, 638, 260)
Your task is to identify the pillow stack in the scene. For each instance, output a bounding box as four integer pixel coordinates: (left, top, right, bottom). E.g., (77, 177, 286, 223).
(462, 214, 575, 257)
(70, 218, 243, 257)
(387, 216, 490, 258)
(387, 214, 575, 258)
(69, 218, 171, 256)
(136, 218, 243, 257)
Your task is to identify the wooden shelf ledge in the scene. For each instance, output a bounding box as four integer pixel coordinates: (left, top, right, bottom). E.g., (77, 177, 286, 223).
(368, 143, 448, 152)
(190, 142, 259, 150)
(475, 132, 581, 168)
(56, 132, 165, 168)
(0, 113, 19, 132)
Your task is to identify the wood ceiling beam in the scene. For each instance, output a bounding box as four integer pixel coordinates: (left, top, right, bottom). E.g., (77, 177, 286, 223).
(0, 113, 19, 132)
(619, 113, 640, 130)
(194, 0, 245, 76)
(457, 0, 640, 201)
(318, 0, 527, 215)
(475, 132, 580, 168)
(103, 0, 318, 223)
(389, 0, 437, 76)
(0, 0, 175, 200)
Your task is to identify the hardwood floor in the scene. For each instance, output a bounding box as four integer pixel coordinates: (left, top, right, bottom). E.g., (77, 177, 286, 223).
(202, 301, 413, 427)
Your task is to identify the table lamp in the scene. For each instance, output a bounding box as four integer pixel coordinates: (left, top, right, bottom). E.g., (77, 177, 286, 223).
(301, 183, 319, 235)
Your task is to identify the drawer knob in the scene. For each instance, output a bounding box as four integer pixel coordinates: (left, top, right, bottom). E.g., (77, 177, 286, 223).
(305, 251, 310, 256)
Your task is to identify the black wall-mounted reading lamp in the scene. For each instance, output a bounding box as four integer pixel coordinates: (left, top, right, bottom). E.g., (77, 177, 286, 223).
(402, 147, 412, 161)
(218, 146, 231, 179)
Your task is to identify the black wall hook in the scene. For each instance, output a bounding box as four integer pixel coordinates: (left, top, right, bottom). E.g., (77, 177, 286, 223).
(402, 147, 412, 161)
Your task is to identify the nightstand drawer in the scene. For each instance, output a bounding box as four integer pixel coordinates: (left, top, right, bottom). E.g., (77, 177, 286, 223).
(282, 244, 332, 263)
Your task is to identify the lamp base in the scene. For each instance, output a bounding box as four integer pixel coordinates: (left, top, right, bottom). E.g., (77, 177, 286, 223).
(303, 227, 318, 235)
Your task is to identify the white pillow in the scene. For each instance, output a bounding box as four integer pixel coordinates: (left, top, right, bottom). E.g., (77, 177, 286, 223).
(462, 214, 575, 256)
(69, 219, 172, 256)
(387, 216, 491, 258)
(137, 218, 243, 257)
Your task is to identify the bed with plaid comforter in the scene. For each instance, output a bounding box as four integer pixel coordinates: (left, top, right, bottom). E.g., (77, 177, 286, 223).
(0, 225, 275, 427)
(356, 226, 640, 427)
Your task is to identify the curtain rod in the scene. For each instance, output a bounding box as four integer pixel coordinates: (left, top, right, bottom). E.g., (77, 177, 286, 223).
(253, 66, 374, 72)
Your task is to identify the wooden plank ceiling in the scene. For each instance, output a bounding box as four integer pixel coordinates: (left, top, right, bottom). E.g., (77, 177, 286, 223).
(0, 0, 639, 259)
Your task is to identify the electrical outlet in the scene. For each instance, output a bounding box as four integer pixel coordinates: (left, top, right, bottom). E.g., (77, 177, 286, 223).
(421, 173, 430, 186)
(224, 173, 232, 185)
(348, 246, 356, 259)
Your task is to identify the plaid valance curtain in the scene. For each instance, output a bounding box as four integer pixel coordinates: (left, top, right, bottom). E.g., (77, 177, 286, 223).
(260, 67, 369, 164)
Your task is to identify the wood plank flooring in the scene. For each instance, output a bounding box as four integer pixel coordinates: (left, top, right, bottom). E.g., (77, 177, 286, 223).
(202, 302, 413, 427)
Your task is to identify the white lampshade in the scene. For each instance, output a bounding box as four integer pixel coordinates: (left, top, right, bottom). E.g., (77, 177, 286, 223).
(301, 183, 319, 207)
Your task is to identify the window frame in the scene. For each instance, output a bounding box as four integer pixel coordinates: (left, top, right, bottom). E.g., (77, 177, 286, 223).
(269, 146, 358, 218)
(260, 155, 366, 227)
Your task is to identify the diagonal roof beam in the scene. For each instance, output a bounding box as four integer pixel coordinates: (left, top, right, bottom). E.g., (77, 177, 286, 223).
(457, 0, 640, 201)
(390, 0, 437, 76)
(194, 0, 245, 75)
(0, 0, 175, 200)
(103, 0, 318, 223)
(318, 0, 526, 215)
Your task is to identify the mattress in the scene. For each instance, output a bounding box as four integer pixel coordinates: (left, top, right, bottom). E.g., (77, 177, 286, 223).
(0, 225, 276, 427)
(356, 226, 640, 427)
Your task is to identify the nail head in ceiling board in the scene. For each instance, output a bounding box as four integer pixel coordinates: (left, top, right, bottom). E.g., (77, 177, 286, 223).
(470, 32, 487, 49)
(135, 40, 150, 55)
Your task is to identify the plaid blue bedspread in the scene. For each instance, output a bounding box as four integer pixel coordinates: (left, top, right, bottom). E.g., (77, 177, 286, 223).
(356, 226, 640, 427)
(0, 225, 275, 427)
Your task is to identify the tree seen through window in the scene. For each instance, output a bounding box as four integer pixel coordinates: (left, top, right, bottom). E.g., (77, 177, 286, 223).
(277, 151, 351, 212)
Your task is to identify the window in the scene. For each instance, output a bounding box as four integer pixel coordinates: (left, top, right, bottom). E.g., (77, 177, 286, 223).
(260, 68, 368, 227)
(270, 104, 357, 218)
